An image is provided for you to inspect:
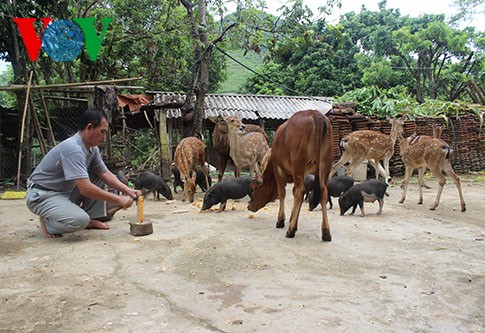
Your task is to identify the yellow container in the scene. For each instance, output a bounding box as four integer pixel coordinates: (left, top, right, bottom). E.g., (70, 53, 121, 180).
(137, 196, 144, 223)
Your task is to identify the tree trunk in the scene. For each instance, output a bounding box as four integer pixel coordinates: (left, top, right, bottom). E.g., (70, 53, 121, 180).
(179, 0, 237, 138)
(191, 0, 211, 138)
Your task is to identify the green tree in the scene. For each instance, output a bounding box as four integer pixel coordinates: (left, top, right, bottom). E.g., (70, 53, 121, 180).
(0, 65, 16, 108)
(451, 0, 485, 23)
(392, 17, 482, 102)
(340, 2, 483, 102)
(243, 21, 361, 96)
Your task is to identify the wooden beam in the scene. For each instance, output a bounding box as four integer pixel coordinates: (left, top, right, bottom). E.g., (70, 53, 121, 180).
(43, 96, 89, 102)
(29, 95, 47, 155)
(0, 76, 143, 91)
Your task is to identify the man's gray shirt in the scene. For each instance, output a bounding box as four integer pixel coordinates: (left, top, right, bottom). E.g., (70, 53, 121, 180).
(28, 132, 108, 192)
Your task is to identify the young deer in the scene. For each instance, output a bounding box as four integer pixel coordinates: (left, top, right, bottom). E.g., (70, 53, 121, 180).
(408, 124, 445, 145)
(406, 124, 446, 189)
(330, 118, 404, 183)
(398, 133, 466, 212)
(174, 137, 210, 203)
(208, 115, 268, 182)
(226, 116, 269, 178)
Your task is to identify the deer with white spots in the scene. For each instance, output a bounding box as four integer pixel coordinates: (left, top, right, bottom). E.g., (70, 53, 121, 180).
(405, 123, 447, 189)
(398, 132, 466, 212)
(330, 118, 404, 183)
(226, 116, 269, 177)
(208, 115, 269, 182)
(174, 137, 210, 203)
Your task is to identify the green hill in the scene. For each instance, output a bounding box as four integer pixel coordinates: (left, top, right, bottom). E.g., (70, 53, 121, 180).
(217, 49, 264, 93)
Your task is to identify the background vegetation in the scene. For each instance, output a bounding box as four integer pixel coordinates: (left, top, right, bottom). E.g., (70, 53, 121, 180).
(0, 0, 483, 117)
(217, 49, 264, 93)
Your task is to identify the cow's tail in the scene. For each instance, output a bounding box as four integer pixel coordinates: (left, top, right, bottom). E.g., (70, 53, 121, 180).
(309, 113, 327, 211)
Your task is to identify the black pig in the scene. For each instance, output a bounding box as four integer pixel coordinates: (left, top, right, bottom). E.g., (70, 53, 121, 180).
(305, 175, 354, 210)
(326, 175, 354, 210)
(338, 179, 388, 217)
(201, 176, 253, 212)
(171, 163, 184, 193)
(304, 174, 315, 203)
(195, 167, 212, 192)
(134, 170, 173, 201)
(171, 164, 212, 193)
(114, 169, 129, 195)
(116, 169, 129, 185)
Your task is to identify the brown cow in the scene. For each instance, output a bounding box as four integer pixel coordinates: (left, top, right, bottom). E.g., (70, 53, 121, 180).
(248, 110, 334, 241)
(174, 137, 210, 203)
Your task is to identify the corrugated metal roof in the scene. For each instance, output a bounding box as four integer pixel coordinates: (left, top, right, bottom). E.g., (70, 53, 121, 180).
(151, 92, 332, 121)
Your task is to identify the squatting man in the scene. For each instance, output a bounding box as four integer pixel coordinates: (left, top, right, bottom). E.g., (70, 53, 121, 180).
(26, 108, 139, 238)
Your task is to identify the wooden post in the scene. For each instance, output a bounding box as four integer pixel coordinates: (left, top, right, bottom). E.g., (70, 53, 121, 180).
(38, 90, 56, 149)
(16, 71, 33, 190)
(29, 95, 47, 156)
(158, 109, 171, 182)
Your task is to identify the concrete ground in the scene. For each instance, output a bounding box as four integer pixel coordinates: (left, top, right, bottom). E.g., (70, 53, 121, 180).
(0, 175, 484, 332)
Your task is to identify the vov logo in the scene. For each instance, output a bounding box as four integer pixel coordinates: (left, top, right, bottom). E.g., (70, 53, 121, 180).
(14, 18, 112, 62)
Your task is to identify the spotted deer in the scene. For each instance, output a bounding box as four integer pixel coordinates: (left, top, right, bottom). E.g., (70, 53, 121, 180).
(174, 137, 210, 203)
(408, 124, 445, 145)
(398, 133, 466, 212)
(330, 118, 404, 183)
(260, 147, 271, 173)
(225, 116, 269, 177)
(208, 115, 269, 182)
(406, 123, 447, 189)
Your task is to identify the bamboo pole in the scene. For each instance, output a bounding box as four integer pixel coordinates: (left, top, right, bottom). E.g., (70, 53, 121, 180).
(0, 76, 143, 91)
(38, 90, 57, 148)
(158, 109, 171, 181)
(29, 94, 47, 155)
(16, 71, 34, 190)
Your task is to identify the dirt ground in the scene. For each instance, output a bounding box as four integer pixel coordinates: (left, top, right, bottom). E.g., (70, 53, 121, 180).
(0, 175, 484, 333)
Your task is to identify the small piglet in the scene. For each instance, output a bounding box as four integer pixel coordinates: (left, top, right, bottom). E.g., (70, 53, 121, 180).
(171, 164, 212, 193)
(326, 176, 354, 209)
(171, 163, 184, 193)
(195, 166, 212, 192)
(114, 169, 129, 195)
(338, 179, 388, 217)
(305, 175, 354, 210)
(201, 176, 253, 212)
(134, 170, 173, 201)
(116, 170, 129, 185)
(304, 174, 315, 203)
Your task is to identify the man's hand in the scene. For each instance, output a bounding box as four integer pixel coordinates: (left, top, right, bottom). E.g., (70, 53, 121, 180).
(118, 195, 134, 209)
(130, 189, 141, 200)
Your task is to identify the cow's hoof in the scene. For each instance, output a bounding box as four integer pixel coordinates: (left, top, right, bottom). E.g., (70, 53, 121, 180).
(322, 230, 332, 242)
(286, 230, 296, 238)
(461, 204, 466, 212)
(276, 220, 285, 228)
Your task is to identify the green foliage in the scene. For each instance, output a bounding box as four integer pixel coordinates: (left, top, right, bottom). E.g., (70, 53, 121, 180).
(242, 22, 362, 96)
(113, 129, 159, 170)
(0, 65, 15, 108)
(451, 0, 485, 23)
(242, 62, 287, 95)
(336, 85, 485, 119)
(217, 49, 264, 93)
(241, 2, 484, 103)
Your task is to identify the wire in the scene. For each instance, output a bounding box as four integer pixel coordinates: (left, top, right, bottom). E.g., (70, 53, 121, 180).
(214, 44, 308, 97)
